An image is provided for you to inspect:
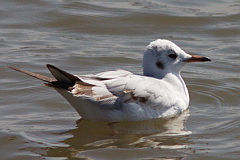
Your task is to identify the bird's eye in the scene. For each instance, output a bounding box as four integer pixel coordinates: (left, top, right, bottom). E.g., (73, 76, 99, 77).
(168, 52, 177, 59)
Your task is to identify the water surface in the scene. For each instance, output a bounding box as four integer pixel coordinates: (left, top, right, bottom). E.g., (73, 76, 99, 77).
(1, 0, 240, 159)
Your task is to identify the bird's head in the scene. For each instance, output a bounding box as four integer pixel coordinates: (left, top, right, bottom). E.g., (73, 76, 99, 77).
(143, 39, 211, 78)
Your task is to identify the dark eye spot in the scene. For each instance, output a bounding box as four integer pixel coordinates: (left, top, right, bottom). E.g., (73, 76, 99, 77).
(169, 53, 177, 59)
(156, 61, 164, 69)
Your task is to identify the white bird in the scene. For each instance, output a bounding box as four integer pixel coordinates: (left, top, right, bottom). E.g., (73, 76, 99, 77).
(10, 39, 211, 122)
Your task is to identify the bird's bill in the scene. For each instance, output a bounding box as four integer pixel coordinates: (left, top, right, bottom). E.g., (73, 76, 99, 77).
(184, 55, 211, 62)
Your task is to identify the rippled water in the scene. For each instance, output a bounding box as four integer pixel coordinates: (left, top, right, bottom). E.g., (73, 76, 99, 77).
(1, 0, 240, 159)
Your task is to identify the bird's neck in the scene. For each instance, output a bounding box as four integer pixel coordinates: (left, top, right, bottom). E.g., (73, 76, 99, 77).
(163, 72, 189, 106)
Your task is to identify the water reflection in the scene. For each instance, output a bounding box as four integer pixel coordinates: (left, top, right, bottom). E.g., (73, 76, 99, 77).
(46, 111, 192, 159)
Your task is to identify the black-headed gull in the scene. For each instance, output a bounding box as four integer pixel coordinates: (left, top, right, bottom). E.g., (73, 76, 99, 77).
(10, 39, 211, 122)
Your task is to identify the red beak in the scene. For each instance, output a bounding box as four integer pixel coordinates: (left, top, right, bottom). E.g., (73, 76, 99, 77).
(184, 55, 211, 62)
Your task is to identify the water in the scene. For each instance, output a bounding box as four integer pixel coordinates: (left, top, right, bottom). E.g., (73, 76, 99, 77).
(1, 0, 239, 159)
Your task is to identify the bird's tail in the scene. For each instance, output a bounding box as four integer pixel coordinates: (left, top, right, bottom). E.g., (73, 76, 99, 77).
(9, 64, 92, 89)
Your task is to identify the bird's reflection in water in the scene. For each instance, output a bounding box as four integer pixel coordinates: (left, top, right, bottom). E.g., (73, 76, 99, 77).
(46, 111, 192, 159)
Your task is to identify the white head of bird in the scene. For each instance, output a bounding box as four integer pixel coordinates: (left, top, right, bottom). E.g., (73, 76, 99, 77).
(143, 39, 210, 79)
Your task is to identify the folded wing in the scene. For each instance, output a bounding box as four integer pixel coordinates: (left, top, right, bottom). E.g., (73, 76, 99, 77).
(105, 75, 176, 109)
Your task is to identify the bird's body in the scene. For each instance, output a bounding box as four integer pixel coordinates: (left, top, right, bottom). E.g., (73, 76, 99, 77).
(56, 72, 188, 121)
(10, 39, 211, 122)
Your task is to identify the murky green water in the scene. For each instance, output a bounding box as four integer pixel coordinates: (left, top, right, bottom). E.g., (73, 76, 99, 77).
(1, 0, 240, 159)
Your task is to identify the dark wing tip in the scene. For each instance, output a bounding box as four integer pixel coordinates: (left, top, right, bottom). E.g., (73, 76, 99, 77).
(46, 64, 79, 84)
(203, 57, 211, 62)
(46, 64, 58, 70)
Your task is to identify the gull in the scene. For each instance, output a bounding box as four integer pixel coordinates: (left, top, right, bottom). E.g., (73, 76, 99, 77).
(10, 39, 211, 122)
